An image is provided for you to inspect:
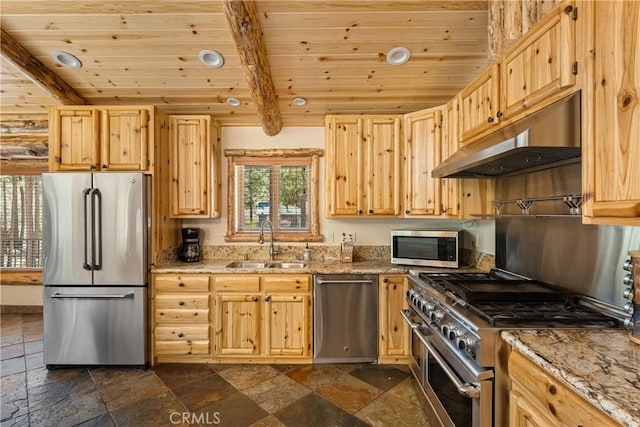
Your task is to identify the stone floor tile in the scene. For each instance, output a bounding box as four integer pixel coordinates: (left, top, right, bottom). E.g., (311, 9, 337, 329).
(386, 377, 429, 407)
(0, 372, 28, 422)
(0, 413, 28, 427)
(197, 391, 268, 427)
(314, 373, 382, 414)
(217, 365, 279, 391)
(270, 364, 298, 373)
(27, 369, 97, 413)
(20, 314, 42, 324)
(151, 363, 216, 390)
(89, 368, 168, 411)
(250, 414, 287, 427)
(73, 412, 116, 427)
(0, 344, 24, 361)
(23, 340, 43, 356)
(0, 332, 22, 348)
(284, 365, 345, 391)
(348, 364, 410, 392)
(28, 388, 107, 427)
(172, 373, 235, 411)
(21, 321, 43, 342)
(274, 393, 369, 427)
(355, 388, 437, 427)
(0, 357, 25, 378)
(26, 366, 86, 389)
(109, 392, 188, 427)
(25, 352, 44, 371)
(209, 363, 242, 373)
(332, 363, 370, 373)
(242, 374, 310, 414)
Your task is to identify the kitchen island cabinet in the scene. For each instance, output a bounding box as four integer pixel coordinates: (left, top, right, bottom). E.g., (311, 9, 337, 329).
(325, 115, 402, 217)
(378, 274, 409, 363)
(49, 106, 153, 172)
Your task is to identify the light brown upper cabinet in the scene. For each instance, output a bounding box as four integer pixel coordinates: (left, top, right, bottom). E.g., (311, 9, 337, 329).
(500, 1, 577, 121)
(49, 106, 152, 172)
(403, 107, 444, 217)
(581, 0, 640, 225)
(169, 115, 220, 218)
(325, 115, 401, 217)
(459, 63, 501, 144)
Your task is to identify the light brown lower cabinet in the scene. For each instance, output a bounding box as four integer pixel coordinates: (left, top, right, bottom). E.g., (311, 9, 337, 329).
(152, 273, 312, 364)
(378, 274, 410, 363)
(508, 350, 621, 427)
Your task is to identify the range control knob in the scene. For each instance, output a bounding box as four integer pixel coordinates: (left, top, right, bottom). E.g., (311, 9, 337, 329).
(623, 302, 634, 314)
(623, 274, 634, 287)
(440, 324, 452, 337)
(456, 335, 474, 352)
(429, 310, 444, 322)
(447, 327, 461, 341)
(624, 318, 635, 328)
(623, 287, 635, 300)
(424, 301, 435, 311)
(623, 258, 633, 271)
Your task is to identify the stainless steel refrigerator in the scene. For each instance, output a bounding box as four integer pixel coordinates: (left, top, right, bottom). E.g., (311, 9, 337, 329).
(42, 172, 150, 367)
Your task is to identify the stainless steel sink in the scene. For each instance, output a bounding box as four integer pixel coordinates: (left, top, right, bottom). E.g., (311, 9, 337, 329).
(225, 261, 271, 269)
(225, 261, 308, 269)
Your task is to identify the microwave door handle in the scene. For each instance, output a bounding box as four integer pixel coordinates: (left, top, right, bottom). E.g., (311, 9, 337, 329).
(82, 188, 92, 270)
(414, 329, 481, 399)
(401, 309, 420, 329)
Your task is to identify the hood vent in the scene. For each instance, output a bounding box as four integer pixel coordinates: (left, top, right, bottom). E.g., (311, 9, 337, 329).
(433, 92, 581, 178)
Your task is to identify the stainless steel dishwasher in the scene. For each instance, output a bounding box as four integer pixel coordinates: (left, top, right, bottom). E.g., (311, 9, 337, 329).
(313, 273, 378, 363)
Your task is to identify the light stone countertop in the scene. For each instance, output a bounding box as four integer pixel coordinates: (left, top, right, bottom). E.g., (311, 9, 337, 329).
(501, 329, 640, 427)
(152, 259, 412, 275)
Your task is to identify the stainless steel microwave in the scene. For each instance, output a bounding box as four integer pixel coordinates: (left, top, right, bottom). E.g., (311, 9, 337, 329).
(391, 230, 462, 268)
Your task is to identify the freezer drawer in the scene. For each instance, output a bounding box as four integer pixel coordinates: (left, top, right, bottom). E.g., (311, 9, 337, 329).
(44, 286, 148, 366)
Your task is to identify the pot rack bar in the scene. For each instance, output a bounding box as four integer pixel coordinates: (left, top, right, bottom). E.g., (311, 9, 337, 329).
(491, 194, 582, 216)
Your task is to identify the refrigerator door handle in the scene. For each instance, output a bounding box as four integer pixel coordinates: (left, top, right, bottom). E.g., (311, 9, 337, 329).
(92, 188, 103, 271)
(50, 292, 135, 299)
(82, 188, 92, 271)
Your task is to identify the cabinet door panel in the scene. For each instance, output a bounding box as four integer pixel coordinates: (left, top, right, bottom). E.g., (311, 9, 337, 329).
(51, 109, 100, 171)
(265, 295, 310, 356)
(101, 109, 149, 171)
(460, 63, 500, 143)
(366, 118, 401, 215)
(378, 275, 409, 357)
(325, 117, 362, 215)
(442, 99, 460, 217)
(215, 294, 260, 355)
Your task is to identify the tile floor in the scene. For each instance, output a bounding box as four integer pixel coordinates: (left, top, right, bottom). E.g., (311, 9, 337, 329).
(1, 313, 440, 427)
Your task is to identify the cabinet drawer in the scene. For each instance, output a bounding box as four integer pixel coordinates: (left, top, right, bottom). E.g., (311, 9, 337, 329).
(155, 340, 209, 356)
(213, 275, 260, 292)
(262, 275, 310, 293)
(155, 294, 209, 309)
(155, 325, 209, 341)
(155, 275, 210, 292)
(155, 308, 209, 323)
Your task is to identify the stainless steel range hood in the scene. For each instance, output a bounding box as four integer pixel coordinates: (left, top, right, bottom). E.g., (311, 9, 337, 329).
(432, 92, 581, 178)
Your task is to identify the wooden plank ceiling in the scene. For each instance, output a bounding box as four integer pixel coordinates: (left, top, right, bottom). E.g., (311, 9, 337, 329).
(0, 0, 489, 126)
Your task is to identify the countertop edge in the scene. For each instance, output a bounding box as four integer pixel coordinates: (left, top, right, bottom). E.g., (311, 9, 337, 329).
(501, 330, 638, 427)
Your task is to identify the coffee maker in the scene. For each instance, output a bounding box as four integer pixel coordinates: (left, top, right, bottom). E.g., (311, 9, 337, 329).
(178, 228, 201, 262)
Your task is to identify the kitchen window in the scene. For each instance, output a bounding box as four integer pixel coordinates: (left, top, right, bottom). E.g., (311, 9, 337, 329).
(0, 174, 43, 269)
(225, 149, 323, 242)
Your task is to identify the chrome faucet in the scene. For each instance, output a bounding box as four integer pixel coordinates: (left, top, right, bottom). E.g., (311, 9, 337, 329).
(258, 219, 278, 260)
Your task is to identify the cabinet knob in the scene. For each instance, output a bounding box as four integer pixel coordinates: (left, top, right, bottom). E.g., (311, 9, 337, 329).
(90, 164, 97, 170)
(264, 295, 271, 302)
(178, 301, 184, 306)
(405, 210, 410, 214)
(102, 164, 108, 169)
(383, 278, 388, 283)
(177, 333, 184, 338)
(252, 296, 258, 302)
(487, 116, 495, 123)
(496, 111, 503, 118)
(358, 210, 363, 215)
(368, 209, 374, 214)
(178, 282, 185, 287)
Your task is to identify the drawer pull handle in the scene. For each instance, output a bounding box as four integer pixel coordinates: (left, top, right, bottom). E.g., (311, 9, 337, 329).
(252, 296, 258, 302)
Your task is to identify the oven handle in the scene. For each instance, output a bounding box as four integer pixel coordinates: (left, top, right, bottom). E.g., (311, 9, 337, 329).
(415, 328, 481, 399)
(400, 309, 421, 329)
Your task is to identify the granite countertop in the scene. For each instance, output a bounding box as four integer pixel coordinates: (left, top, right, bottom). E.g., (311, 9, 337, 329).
(152, 259, 411, 274)
(501, 329, 640, 427)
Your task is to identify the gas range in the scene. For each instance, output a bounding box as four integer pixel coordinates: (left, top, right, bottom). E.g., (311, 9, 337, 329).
(407, 270, 619, 367)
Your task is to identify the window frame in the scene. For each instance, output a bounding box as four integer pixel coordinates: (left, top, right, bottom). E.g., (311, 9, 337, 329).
(224, 148, 324, 243)
(0, 159, 47, 277)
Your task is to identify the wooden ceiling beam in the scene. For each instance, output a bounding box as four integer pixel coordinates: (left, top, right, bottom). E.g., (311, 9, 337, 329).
(0, 28, 89, 105)
(223, 1, 282, 136)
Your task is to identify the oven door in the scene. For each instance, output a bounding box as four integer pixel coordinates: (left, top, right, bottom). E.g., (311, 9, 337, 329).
(416, 325, 494, 427)
(400, 308, 426, 383)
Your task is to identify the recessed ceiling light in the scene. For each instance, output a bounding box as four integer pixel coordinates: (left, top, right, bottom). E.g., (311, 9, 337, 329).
(199, 49, 224, 68)
(292, 97, 307, 106)
(52, 51, 82, 68)
(226, 97, 240, 106)
(386, 47, 411, 66)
